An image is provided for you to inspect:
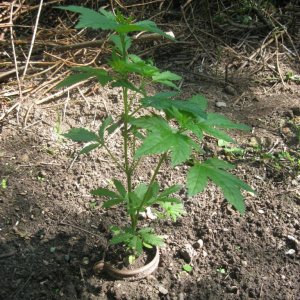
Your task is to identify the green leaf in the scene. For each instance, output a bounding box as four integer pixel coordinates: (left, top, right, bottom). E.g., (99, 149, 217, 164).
(110, 232, 133, 245)
(159, 202, 185, 221)
(128, 191, 143, 214)
(159, 184, 182, 198)
(206, 113, 250, 131)
(111, 80, 142, 94)
(187, 164, 208, 196)
(199, 125, 236, 143)
(110, 34, 132, 52)
(183, 264, 193, 272)
(102, 198, 124, 208)
(188, 94, 208, 111)
(79, 143, 100, 154)
(62, 128, 99, 142)
(141, 93, 207, 119)
(187, 159, 255, 214)
(90, 187, 119, 199)
(56, 67, 112, 89)
(98, 116, 113, 144)
(56, 6, 119, 30)
(113, 179, 127, 198)
(130, 116, 171, 134)
(139, 229, 164, 247)
(152, 71, 182, 89)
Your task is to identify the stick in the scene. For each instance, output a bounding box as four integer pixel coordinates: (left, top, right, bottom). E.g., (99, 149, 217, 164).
(22, 0, 43, 77)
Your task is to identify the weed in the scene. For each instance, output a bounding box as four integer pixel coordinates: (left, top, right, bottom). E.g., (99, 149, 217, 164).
(55, 6, 254, 258)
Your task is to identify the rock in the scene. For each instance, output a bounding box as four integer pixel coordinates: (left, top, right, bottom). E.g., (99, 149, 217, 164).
(202, 250, 208, 257)
(158, 285, 168, 295)
(180, 244, 197, 263)
(285, 249, 296, 255)
(241, 260, 248, 267)
(193, 239, 204, 249)
(224, 85, 237, 95)
(215, 101, 227, 108)
(178, 292, 185, 300)
(258, 209, 264, 214)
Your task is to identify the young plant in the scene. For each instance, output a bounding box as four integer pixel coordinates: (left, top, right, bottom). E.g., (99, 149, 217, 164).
(55, 6, 254, 258)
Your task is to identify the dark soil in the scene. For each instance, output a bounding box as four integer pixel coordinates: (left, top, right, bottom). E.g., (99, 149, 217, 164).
(1, 2, 300, 300)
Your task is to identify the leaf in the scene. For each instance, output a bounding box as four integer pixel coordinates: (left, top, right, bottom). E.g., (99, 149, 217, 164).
(183, 264, 193, 272)
(79, 143, 100, 155)
(128, 191, 143, 214)
(113, 179, 127, 197)
(109, 34, 132, 52)
(159, 202, 185, 221)
(187, 159, 255, 214)
(56, 67, 112, 89)
(110, 232, 133, 245)
(62, 128, 99, 142)
(152, 71, 182, 89)
(102, 198, 124, 208)
(206, 113, 250, 130)
(90, 187, 119, 199)
(111, 80, 142, 94)
(130, 116, 171, 134)
(141, 93, 207, 119)
(98, 116, 113, 144)
(139, 230, 164, 247)
(188, 94, 208, 111)
(187, 164, 208, 196)
(159, 184, 182, 198)
(56, 6, 119, 30)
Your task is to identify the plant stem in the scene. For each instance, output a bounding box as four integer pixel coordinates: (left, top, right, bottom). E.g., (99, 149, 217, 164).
(103, 144, 125, 171)
(131, 152, 168, 231)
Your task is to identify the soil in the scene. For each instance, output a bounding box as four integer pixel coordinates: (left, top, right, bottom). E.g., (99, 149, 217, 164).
(1, 2, 300, 300)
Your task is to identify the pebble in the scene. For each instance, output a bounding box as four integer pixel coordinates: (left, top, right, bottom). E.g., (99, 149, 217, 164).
(193, 239, 204, 249)
(158, 285, 168, 295)
(215, 101, 227, 108)
(202, 250, 208, 257)
(242, 260, 248, 267)
(285, 249, 296, 255)
(224, 85, 237, 95)
(180, 244, 197, 263)
(258, 209, 264, 214)
(178, 292, 185, 300)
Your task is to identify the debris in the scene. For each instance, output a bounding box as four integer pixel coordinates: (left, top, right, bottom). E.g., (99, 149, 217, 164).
(180, 244, 197, 263)
(158, 285, 168, 295)
(193, 239, 204, 249)
(285, 249, 296, 255)
(224, 85, 237, 95)
(215, 101, 227, 108)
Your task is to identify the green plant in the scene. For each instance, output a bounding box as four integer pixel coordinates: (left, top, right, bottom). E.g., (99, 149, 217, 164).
(55, 6, 254, 258)
(182, 264, 193, 272)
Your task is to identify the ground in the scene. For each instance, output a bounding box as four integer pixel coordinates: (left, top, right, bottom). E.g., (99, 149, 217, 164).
(0, 1, 299, 300)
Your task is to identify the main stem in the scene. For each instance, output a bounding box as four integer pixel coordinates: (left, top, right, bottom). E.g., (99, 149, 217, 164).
(120, 34, 134, 227)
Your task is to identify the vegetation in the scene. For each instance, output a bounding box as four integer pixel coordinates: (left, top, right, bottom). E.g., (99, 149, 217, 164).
(56, 6, 254, 259)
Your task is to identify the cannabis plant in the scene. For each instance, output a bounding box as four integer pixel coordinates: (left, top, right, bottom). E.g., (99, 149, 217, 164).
(56, 6, 254, 257)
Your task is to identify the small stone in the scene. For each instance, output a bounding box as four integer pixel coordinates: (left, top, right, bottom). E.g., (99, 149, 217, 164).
(241, 260, 248, 267)
(158, 285, 168, 295)
(258, 209, 264, 214)
(285, 249, 296, 255)
(223, 228, 229, 232)
(180, 244, 197, 263)
(178, 292, 185, 300)
(202, 250, 208, 257)
(146, 207, 157, 220)
(224, 85, 237, 95)
(215, 101, 227, 108)
(287, 235, 299, 244)
(193, 239, 204, 249)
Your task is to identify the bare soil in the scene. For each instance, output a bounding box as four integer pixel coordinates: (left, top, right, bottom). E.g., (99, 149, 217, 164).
(0, 2, 300, 300)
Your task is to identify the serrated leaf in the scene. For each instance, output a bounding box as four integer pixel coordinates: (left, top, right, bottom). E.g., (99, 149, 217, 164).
(130, 116, 171, 134)
(98, 116, 113, 144)
(102, 198, 124, 208)
(188, 94, 208, 111)
(135, 130, 195, 166)
(56, 67, 112, 89)
(56, 6, 119, 30)
(187, 164, 209, 196)
(113, 179, 126, 198)
(187, 159, 255, 214)
(111, 80, 142, 94)
(141, 94, 206, 119)
(110, 232, 133, 245)
(152, 71, 182, 89)
(206, 113, 250, 131)
(200, 125, 236, 143)
(80, 143, 100, 154)
(91, 187, 119, 199)
(139, 231, 164, 247)
(160, 202, 185, 221)
(159, 184, 182, 198)
(109, 34, 132, 53)
(62, 128, 99, 142)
